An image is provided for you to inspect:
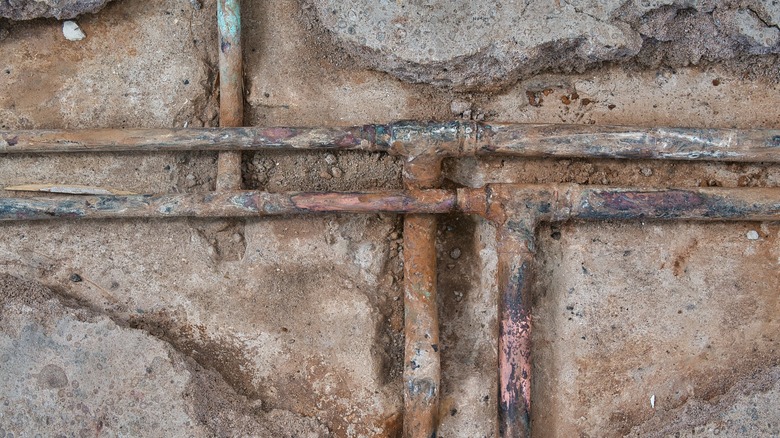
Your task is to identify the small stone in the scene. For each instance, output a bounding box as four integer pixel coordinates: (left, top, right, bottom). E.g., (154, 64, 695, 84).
(190, 0, 203, 10)
(450, 99, 471, 115)
(69, 273, 83, 283)
(449, 247, 462, 260)
(640, 167, 653, 177)
(746, 230, 760, 240)
(330, 167, 343, 178)
(389, 232, 399, 240)
(324, 154, 337, 165)
(62, 21, 86, 41)
(453, 291, 463, 302)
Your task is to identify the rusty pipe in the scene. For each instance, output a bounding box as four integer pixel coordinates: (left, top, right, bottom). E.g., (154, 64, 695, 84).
(496, 223, 536, 438)
(403, 156, 443, 438)
(3, 123, 779, 163)
(216, 0, 244, 191)
(0, 190, 457, 221)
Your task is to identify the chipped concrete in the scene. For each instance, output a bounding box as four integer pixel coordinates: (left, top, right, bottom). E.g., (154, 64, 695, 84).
(0, 0, 114, 20)
(304, 0, 780, 89)
(0, 0, 779, 436)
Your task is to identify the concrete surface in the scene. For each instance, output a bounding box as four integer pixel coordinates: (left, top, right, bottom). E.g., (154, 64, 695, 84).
(304, 0, 780, 88)
(0, 0, 114, 20)
(0, 0, 779, 436)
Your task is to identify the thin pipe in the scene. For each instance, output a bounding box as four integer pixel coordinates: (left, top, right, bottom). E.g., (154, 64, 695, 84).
(496, 224, 535, 438)
(403, 157, 443, 438)
(216, 0, 244, 191)
(0, 190, 457, 221)
(403, 213, 440, 437)
(3, 123, 779, 163)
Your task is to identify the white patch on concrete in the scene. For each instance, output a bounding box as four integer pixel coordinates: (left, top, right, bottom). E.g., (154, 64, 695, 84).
(747, 230, 760, 240)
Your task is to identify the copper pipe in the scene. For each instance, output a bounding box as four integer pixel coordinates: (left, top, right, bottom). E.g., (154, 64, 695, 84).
(0, 189, 457, 221)
(403, 154, 443, 437)
(496, 224, 535, 438)
(216, 0, 243, 191)
(3, 123, 779, 163)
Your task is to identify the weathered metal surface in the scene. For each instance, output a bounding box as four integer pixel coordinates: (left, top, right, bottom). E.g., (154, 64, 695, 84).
(569, 186, 780, 221)
(4, 123, 779, 163)
(402, 153, 443, 437)
(216, 0, 244, 191)
(478, 124, 780, 162)
(0, 127, 392, 154)
(0, 190, 457, 221)
(496, 223, 535, 438)
(5, 184, 136, 195)
(403, 213, 440, 438)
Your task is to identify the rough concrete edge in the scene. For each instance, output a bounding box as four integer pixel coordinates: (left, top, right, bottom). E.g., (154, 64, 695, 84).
(630, 363, 780, 437)
(298, 0, 780, 91)
(0, 272, 330, 437)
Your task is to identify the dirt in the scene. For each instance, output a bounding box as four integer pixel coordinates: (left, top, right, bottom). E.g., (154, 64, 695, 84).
(0, 0, 779, 436)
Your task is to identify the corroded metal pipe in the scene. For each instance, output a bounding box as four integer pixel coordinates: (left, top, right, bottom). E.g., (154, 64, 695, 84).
(3, 123, 779, 163)
(403, 156, 443, 438)
(216, 0, 244, 191)
(0, 190, 457, 221)
(496, 224, 535, 438)
(457, 183, 780, 437)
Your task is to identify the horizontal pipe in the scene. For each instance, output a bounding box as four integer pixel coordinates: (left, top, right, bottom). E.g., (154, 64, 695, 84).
(3, 123, 779, 162)
(479, 124, 780, 162)
(0, 190, 456, 221)
(1, 186, 778, 222)
(569, 186, 780, 222)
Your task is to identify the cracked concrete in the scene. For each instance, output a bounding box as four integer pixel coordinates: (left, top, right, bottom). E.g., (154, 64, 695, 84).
(304, 0, 780, 89)
(0, 0, 115, 20)
(1, 0, 779, 436)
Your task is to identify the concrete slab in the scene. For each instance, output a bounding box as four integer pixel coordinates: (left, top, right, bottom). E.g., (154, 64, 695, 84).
(304, 0, 780, 89)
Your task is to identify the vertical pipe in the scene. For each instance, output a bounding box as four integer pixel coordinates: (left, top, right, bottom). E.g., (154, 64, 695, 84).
(216, 0, 244, 191)
(403, 158, 442, 438)
(497, 223, 535, 438)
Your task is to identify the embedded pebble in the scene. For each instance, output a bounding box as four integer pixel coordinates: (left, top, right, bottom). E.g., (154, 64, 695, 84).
(325, 154, 337, 165)
(450, 247, 462, 260)
(331, 167, 343, 178)
(746, 230, 760, 240)
(63, 21, 86, 41)
(640, 167, 653, 177)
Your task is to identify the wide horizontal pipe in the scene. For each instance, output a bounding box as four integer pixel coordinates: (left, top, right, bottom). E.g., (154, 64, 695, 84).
(479, 124, 780, 162)
(0, 190, 456, 221)
(1, 186, 778, 222)
(569, 186, 780, 222)
(3, 123, 779, 162)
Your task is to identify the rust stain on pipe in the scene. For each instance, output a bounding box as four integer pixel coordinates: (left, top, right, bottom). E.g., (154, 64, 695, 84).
(216, 0, 244, 191)
(496, 225, 535, 438)
(4, 123, 779, 163)
(403, 155, 443, 437)
(0, 190, 457, 222)
(403, 213, 440, 438)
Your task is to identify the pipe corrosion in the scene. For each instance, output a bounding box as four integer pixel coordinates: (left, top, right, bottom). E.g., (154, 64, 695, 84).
(0, 190, 457, 222)
(216, 0, 244, 191)
(403, 155, 443, 438)
(4, 123, 779, 163)
(496, 224, 535, 438)
(403, 212, 440, 438)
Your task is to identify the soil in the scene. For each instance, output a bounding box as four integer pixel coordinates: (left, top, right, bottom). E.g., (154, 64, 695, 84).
(0, 0, 779, 437)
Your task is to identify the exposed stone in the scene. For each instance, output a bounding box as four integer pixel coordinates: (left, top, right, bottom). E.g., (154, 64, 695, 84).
(0, 0, 114, 20)
(304, 0, 780, 89)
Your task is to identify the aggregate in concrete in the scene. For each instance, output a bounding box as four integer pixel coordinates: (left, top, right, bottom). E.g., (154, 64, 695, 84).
(305, 0, 780, 89)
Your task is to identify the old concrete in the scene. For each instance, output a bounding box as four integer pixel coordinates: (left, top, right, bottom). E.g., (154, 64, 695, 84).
(304, 0, 780, 89)
(0, 274, 329, 437)
(0, 0, 114, 20)
(1, 0, 780, 436)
